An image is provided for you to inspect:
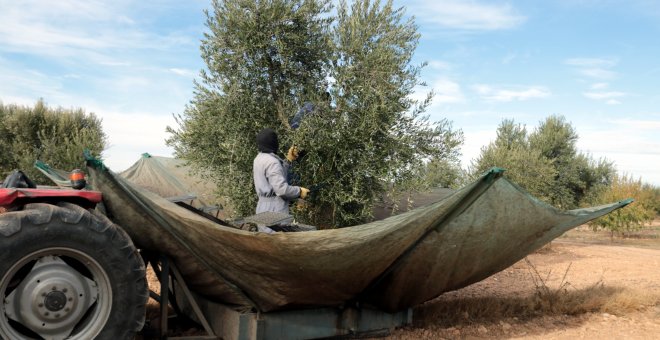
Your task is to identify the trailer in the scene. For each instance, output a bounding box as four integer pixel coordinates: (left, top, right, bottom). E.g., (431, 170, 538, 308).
(0, 160, 632, 339)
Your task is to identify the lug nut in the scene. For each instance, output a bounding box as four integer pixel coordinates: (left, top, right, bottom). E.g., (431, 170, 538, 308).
(62, 288, 68, 293)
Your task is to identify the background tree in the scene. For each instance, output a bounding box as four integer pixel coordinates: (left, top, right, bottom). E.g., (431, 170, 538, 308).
(0, 105, 10, 172)
(0, 100, 107, 183)
(422, 157, 465, 189)
(167, 0, 332, 216)
(648, 184, 660, 216)
(470, 116, 616, 208)
(590, 174, 656, 236)
(528, 115, 615, 209)
(470, 119, 556, 200)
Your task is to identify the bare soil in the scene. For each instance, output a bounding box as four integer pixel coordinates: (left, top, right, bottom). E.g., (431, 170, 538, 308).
(142, 220, 660, 339)
(387, 220, 660, 340)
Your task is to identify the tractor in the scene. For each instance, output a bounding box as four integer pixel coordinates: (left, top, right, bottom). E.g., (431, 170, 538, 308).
(0, 170, 147, 339)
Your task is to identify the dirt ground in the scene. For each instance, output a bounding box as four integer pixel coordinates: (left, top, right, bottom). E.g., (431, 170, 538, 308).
(387, 220, 660, 340)
(143, 220, 660, 339)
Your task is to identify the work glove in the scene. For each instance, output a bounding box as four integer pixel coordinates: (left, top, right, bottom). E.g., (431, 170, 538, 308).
(300, 187, 310, 199)
(286, 145, 299, 162)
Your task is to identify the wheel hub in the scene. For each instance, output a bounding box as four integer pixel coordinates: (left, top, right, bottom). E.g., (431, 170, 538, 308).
(45, 291, 67, 312)
(4, 255, 99, 340)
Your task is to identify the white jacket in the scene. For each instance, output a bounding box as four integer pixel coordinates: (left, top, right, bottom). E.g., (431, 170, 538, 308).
(253, 152, 301, 214)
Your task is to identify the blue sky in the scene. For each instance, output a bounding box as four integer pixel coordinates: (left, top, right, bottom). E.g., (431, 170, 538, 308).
(1, 0, 658, 185)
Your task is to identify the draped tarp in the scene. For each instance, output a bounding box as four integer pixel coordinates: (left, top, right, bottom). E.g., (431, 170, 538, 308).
(118, 153, 226, 216)
(34, 160, 73, 187)
(85, 159, 631, 313)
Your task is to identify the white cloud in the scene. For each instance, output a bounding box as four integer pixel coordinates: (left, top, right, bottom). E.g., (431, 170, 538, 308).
(583, 91, 626, 104)
(416, 61, 462, 104)
(99, 61, 132, 67)
(502, 53, 517, 64)
(565, 57, 618, 80)
(609, 118, 660, 130)
(0, 60, 66, 103)
(566, 58, 625, 103)
(433, 79, 465, 104)
(590, 82, 609, 90)
(97, 109, 178, 171)
(169, 68, 196, 77)
(0, 3, 113, 58)
(0, 95, 38, 107)
(577, 120, 660, 185)
(565, 58, 617, 68)
(460, 129, 496, 167)
(473, 84, 551, 102)
(408, 0, 526, 30)
(0, 1, 199, 62)
(427, 60, 453, 71)
(580, 68, 617, 79)
(501, 51, 532, 65)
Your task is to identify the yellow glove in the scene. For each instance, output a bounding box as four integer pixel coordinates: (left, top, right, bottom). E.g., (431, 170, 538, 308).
(300, 187, 310, 199)
(286, 145, 299, 162)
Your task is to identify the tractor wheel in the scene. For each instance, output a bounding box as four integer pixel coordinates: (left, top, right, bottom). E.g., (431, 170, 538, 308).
(0, 202, 148, 340)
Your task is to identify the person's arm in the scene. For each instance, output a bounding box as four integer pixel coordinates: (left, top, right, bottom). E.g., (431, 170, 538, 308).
(265, 159, 301, 200)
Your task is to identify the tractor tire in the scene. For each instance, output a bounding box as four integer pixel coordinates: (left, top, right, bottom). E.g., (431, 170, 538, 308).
(0, 202, 148, 340)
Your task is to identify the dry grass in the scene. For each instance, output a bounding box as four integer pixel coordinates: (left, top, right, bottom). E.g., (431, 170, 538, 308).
(414, 259, 660, 328)
(145, 266, 161, 321)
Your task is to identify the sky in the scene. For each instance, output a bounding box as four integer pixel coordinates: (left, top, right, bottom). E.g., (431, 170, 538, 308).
(1, 0, 658, 185)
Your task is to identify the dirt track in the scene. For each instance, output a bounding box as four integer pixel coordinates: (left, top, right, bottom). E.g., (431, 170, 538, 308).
(386, 225, 660, 339)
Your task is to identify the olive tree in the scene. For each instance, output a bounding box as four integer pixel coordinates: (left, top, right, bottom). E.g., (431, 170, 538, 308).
(168, 0, 464, 226)
(590, 174, 656, 236)
(0, 100, 107, 183)
(167, 0, 332, 216)
(528, 115, 615, 209)
(470, 116, 615, 208)
(470, 119, 555, 200)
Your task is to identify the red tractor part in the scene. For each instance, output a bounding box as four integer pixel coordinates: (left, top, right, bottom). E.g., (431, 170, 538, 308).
(0, 188, 102, 208)
(0, 171, 148, 340)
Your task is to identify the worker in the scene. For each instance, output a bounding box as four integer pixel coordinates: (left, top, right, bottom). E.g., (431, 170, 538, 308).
(253, 128, 310, 214)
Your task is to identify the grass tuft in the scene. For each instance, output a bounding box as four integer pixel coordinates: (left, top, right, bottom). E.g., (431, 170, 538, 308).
(414, 258, 660, 328)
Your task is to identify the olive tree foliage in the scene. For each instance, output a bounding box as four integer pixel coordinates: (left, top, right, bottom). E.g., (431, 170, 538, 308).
(648, 184, 660, 215)
(422, 158, 466, 189)
(168, 0, 464, 226)
(0, 100, 107, 184)
(470, 119, 556, 200)
(0, 107, 10, 172)
(167, 0, 333, 216)
(470, 116, 615, 208)
(590, 174, 656, 236)
(291, 0, 463, 226)
(528, 115, 616, 209)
